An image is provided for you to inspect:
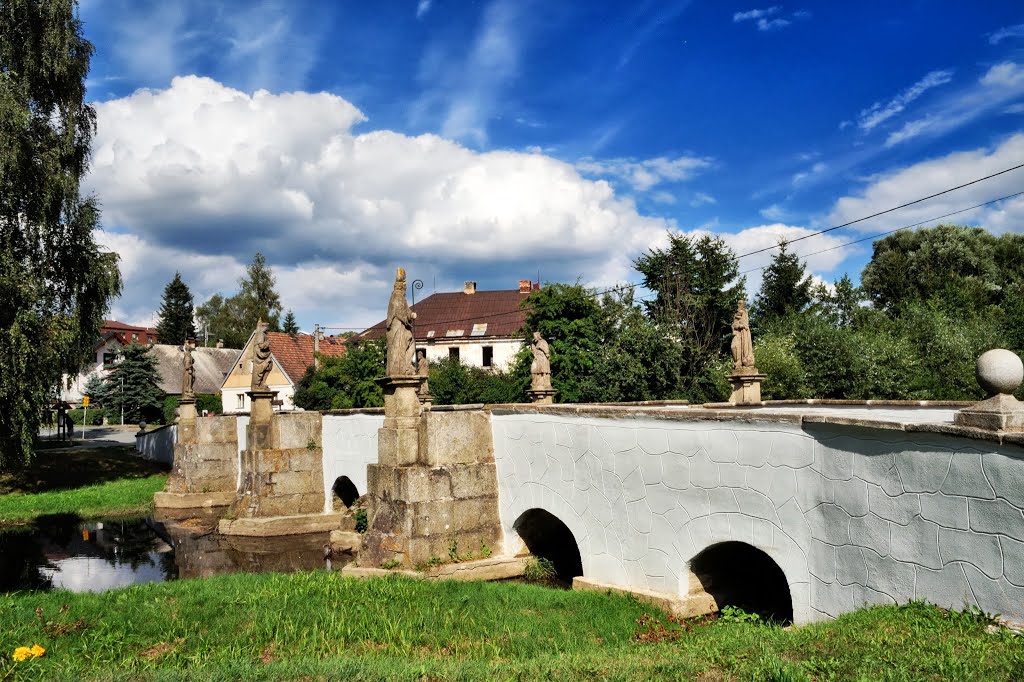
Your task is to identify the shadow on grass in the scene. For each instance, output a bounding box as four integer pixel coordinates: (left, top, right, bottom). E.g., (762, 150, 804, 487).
(0, 446, 170, 496)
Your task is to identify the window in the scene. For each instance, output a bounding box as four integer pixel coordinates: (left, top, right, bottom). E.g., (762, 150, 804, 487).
(449, 346, 460, 361)
(237, 394, 245, 409)
(482, 346, 494, 367)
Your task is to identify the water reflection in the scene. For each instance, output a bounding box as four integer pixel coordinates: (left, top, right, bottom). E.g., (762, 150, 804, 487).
(0, 515, 175, 592)
(1, 512, 340, 593)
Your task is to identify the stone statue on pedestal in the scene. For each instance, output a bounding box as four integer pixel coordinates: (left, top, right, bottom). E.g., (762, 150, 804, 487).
(731, 300, 755, 370)
(416, 348, 430, 397)
(386, 267, 417, 377)
(251, 320, 273, 391)
(530, 332, 553, 392)
(182, 338, 196, 400)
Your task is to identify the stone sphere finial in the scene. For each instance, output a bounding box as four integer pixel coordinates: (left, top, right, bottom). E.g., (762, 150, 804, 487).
(976, 349, 1024, 396)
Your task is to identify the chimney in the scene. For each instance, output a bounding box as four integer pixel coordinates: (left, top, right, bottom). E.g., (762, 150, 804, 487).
(532, 282, 540, 291)
(518, 279, 531, 294)
(463, 281, 477, 295)
(216, 339, 224, 348)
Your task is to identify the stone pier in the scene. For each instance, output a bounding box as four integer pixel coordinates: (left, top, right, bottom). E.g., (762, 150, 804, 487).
(154, 404, 238, 510)
(361, 379, 502, 567)
(219, 396, 341, 536)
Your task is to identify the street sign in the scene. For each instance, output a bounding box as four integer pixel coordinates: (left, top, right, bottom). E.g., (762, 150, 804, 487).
(82, 396, 90, 408)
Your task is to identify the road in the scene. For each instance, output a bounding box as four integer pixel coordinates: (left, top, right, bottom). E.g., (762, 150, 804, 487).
(37, 425, 140, 449)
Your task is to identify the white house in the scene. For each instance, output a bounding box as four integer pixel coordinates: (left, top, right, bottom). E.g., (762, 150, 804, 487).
(61, 320, 159, 402)
(356, 280, 534, 371)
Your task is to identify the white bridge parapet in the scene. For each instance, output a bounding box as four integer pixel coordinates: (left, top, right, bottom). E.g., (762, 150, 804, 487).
(490, 404, 1024, 624)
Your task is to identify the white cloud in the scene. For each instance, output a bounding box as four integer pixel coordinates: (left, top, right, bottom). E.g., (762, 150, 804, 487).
(856, 69, 953, 132)
(884, 62, 1024, 147)
(989, 23, 1024, 45)
(792, 161, 826, 185)
(827, 133, 1024, 235)
(413, 0, 523, 146)
(1005, 102, 1024, 114)
(576, 154, 713, 192)
(88, 76, 675, 329)
(759, 204, 786, 221)
(416, 0, 432, 18)
(733, 7, 779, 22)
(83, 0, 322, 94)
(733, 6, 806, 31)
(689, 192, 717, 207)
(680, 223, 854, 296)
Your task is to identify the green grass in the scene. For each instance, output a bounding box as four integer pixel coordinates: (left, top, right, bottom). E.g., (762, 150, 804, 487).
(0, 446, 168, 527)
(0, 475, 167, 526)
(0, 572, 1021, 681)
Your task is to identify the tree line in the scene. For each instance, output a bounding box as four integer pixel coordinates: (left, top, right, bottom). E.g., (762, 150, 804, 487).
(295, 225, 1024, 410)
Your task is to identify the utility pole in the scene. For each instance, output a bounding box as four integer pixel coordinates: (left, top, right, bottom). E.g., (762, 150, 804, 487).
(313, 324, 321, 370)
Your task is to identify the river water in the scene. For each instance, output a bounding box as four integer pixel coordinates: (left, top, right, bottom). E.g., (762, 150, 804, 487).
(0, 513, 337, 593)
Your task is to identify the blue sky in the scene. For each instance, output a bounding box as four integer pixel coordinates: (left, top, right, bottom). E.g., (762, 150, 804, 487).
(77, 0, 1024, 334)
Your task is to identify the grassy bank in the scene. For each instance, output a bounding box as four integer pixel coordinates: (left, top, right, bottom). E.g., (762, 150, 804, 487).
(0, 446, 168, 527)
(1, 571, 1021, 681)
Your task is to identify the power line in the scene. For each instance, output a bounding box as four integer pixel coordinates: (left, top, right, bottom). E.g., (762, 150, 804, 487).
(318, 169, 1024, 335)
(738, 189, 1024, 276)
(730, 162, 1024, 261)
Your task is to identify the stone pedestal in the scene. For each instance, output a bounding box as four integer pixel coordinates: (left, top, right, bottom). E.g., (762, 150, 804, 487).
(361, 377, 502, 568)
(246, 390, 277, 450)
(220, 411, 341, 536)
(527, 388, 557, 405)
(177, 399, 197, 444)
(955, 394, 1024, 432)
(729, 368, 765, 405)
(155, 415, 239, 510)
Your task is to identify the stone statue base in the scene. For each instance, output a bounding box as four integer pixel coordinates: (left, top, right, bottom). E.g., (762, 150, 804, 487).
(527, 388, 557, 405)
(376, 376, 424, 465)
(728, 368, 765, 405)
(247, 389, 278, 450)
(177, 398, 198, 444)
(954, 394, 1024, 432)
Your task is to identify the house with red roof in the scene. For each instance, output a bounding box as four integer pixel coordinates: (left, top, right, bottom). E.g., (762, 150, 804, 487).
(61, 320, 161, 402)
(220, 331, 347, 413)
(356, 280, 535, 371)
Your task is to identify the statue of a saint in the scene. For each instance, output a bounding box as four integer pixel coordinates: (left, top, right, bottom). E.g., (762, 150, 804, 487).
(182, 338, 196, 400)
(530, 332, 553, 391)
(385, 267, 417, 377)
(251, 320, 273, 390)
(416, 348, 430, 395)
(731, 300, 755, 370)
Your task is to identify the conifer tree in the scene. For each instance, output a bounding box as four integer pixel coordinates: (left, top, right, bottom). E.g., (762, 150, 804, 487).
(0, 0, 122, 466)
(753, 241, 813, 325)
(155, 272, 196, 345)
(282, 310, 299, 334)
(196, 252, 283, 348)
(105, 343, 164, 424)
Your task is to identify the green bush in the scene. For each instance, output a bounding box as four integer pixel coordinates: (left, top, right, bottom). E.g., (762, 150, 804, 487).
(752, 333, 808, 400)
(162, 394, 224, 424)
(66, 408, 104, 426)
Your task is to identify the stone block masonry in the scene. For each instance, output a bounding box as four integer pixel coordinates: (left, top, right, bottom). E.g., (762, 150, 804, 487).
(223, 412, 331, 524)
(155, 415, 239, 509)
(362, 405, 502, 567)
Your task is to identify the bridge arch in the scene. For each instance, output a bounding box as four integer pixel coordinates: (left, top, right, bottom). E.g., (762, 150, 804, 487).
(331, 475, 360, 508)
(513, 508, 584, 582)
(689, 541, 793, 623)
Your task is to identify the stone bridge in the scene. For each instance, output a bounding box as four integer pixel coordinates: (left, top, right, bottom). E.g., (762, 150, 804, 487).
(151, 401, 1024, 625)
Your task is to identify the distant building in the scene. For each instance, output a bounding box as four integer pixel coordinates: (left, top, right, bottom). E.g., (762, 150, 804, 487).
(149, 344, 241, 397)
(221, 331, 347, 413)
(356, 280, 535, 371)
(61, 320, 161, 402)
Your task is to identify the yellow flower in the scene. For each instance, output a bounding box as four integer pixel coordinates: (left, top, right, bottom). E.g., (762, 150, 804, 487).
(12, 644, 45, 662)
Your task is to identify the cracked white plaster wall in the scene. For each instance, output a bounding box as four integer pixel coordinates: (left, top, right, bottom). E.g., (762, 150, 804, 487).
(490, 413, 1024, 625)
